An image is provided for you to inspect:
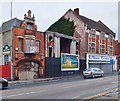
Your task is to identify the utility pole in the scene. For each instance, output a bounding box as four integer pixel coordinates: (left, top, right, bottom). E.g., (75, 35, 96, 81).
(11, 0, 12, 19)
(11, 0, 14, 80)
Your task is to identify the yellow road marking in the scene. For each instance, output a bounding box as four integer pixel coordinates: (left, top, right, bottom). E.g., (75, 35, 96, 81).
(83, 88, 119, 100)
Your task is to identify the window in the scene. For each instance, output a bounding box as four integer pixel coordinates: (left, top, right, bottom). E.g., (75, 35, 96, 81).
(109, 35, 113, 43)
(48, 46, 52, 57)
(26, 38, 34, 53)
(48, 35, 53, 42)
(89, 29, 96, 38)
(36, 40, 40, 53)
(108, 46, 113, 55)
(100, 44, 105, 54)
(88, 43, 95, 53)
(100, 32, 105, 40)
(76, 42, 79, 46)
(76, 51, 79, 54)
(18, 38, 23, 52)
(4, 55, 9, 65)
(27, 23, 33, 30)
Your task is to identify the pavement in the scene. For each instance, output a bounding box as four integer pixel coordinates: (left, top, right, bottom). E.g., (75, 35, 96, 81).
(9, 77, 62, 86)
(8, 75, 82, 86)
(8, 73, 119, 100)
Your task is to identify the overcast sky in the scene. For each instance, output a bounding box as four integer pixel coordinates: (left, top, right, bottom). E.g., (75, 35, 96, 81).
(0, 0, 119, 40)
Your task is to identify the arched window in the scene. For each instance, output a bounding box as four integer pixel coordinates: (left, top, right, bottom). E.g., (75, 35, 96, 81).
(48, 35, 53, 42)
(48, 46, 53, 57)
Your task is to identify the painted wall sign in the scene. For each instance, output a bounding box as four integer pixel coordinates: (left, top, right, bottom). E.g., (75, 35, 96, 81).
(3, 45, 11, 53)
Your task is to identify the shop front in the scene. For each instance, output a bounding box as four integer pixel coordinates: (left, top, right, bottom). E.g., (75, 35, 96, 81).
(86, 54, 117, 73)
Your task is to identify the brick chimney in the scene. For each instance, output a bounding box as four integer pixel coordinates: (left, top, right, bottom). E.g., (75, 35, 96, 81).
(74, 8, 79, 15)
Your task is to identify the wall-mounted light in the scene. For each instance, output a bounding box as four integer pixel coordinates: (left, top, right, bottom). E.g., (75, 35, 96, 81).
(15, 47, 18, 51)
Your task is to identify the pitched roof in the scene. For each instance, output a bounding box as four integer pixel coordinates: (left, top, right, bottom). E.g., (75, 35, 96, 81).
(63, 9, 115, 37)
(79, 15, 115, 36)
(1, 18, 22, 32)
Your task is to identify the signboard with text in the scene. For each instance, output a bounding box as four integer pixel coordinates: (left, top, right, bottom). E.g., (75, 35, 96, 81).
(88, 55, 112, 61)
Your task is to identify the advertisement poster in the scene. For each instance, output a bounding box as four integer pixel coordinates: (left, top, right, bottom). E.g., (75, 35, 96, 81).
(61, 53, 79, 71)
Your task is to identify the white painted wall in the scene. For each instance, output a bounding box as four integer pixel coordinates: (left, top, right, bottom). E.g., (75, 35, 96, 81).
(54, 37, 60, 57)
(70, 41, 76, 54)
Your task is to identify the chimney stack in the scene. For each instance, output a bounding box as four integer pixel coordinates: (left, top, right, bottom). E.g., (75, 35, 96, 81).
(74, 8, 79, 15)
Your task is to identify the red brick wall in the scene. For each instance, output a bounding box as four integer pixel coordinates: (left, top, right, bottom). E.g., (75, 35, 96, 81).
(96, 35, 99, 54)
(114, 40, 119, 55)
(105, 38, 108, 54)
(80, 32, 88, 59)
(13, 27, 45, 77)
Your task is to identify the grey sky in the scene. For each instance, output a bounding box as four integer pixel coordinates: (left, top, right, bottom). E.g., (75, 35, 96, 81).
(0, 0, 118, 40)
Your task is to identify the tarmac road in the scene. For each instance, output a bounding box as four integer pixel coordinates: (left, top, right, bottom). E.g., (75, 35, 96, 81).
(1, 74, 119, 100)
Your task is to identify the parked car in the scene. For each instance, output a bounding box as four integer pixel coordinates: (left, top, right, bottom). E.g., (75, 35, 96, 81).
(83, 68, 104, 78)
(0, 78, 8, 89)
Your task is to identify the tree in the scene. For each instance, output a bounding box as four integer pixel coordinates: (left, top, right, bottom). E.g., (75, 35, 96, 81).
(47, 18, 75, 36)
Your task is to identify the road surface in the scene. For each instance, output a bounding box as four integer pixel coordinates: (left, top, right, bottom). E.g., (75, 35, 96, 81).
(1, 74, 118, 99)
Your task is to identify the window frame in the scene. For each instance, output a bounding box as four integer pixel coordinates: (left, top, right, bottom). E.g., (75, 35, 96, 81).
(4, 55, 9, 65)
(25, 37, 35, 53)
(35, 40, 40, 53)
(18, 37, 24, 52)
(27, 22, 33, 30)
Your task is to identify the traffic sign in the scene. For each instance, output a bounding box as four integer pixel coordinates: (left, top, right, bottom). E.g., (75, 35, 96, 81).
(110, 58, 115, 65)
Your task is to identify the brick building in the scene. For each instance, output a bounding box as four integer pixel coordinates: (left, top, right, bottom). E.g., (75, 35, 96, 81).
(48, 8, 117, 73)
(114, 40, 120, 71)
(0, 10, 80, 80)
(0, 10, 45, 80)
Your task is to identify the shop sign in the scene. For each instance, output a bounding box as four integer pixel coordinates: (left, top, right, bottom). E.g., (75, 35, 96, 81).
(89, 55, 111, 61)
(89, 55, 100, 60)
(101, 56, 110, 61)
